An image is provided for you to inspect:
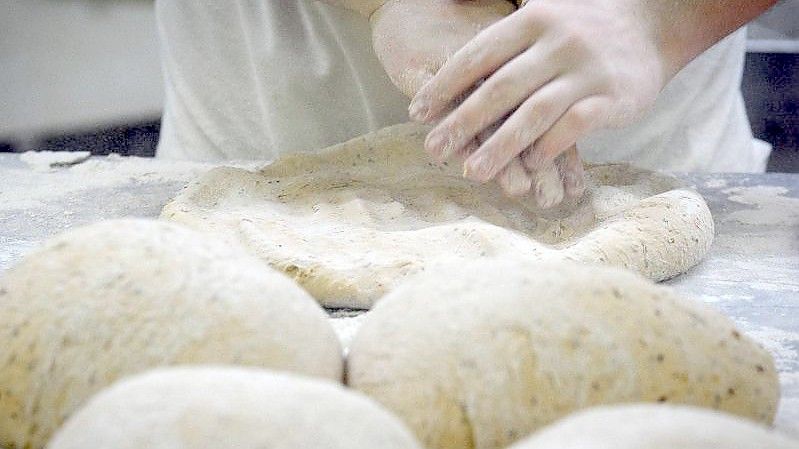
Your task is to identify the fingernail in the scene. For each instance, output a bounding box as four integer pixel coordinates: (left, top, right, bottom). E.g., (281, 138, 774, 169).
(464, 155, 493, 182)
(505, 170, 532, 197)
(535, 177, 565, 209)
(409, 98, 430, 122)
(439, 132, 462, 161)
(425, 130, 447, 157)
(564, 170, 586, 198)
(524, 149, 546, 170)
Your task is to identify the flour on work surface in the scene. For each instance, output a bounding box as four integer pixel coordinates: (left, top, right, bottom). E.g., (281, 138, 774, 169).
(1, 155, 219, 271)
(162, 123, 715, 309)
(703, 177, 729, 189)
(1, 154, 213, 211)
(723, 185, 799, 226)
(19, 150, 91, 171)
(329, 312, 369, 354)
(741, 321, 799, 437)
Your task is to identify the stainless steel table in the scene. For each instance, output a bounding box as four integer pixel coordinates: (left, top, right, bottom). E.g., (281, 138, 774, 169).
(1, 154, 797, 435)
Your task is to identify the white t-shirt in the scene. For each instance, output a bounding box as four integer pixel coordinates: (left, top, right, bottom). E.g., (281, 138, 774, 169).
(155, 0, 770, 172)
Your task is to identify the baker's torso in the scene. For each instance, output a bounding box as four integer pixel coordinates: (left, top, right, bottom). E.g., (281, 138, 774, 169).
(155, 0, 768, 172)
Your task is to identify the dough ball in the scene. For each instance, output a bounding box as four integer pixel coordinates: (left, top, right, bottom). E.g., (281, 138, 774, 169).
(508, 404, 799, 449)
(347, 260, 779, 449)
(47, 366, 423, 449)
(0, 219, 343, 449)
(163, 123, 713, 309)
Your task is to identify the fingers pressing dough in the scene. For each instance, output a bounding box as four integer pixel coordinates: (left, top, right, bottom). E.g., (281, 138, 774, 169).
(162, 123, 714, 309)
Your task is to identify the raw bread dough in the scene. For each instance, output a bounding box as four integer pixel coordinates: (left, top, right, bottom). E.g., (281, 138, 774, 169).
(509, 404, 799, 449)
(0, 219, 342, 449)
(48, 366, 423, 449)
(347, 260, 779, 449)
(162, 123, 714, 308)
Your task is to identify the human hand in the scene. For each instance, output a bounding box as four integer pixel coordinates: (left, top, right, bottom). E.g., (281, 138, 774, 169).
(371, 0, 585, 203)
(408, 0, 665, 199)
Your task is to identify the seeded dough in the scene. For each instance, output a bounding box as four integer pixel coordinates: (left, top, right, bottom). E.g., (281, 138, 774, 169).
(47, 366, 423, 449)
(162, 123, 714, 309)
(0, 219, 343, 449)
(347, 260, 779, 449)
(509, 404, 799, 449)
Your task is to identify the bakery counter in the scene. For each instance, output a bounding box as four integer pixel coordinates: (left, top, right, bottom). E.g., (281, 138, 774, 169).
(1, 153, 797, 434)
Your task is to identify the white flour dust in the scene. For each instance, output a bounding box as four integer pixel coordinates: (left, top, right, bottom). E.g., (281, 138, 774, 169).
(722, 185, 799, 226)
(743, 323, 799, 437)
(1, 155, 213, 211)
(329, 312, 369, 354)
(19, 151, 91, 171)
(703, 178, 728, 189)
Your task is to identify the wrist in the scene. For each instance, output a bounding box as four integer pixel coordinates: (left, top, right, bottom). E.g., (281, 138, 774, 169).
(644, 0, 778, 79)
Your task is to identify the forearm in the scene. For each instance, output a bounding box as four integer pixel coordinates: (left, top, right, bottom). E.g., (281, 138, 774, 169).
(320, 0, 517, 18)
(642, 0, 778, 77)
(370, 0, 515, 97)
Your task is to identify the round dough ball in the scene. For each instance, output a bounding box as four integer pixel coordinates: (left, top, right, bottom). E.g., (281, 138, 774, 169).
(47, 366, 423, 449)
(0, 219, 343, 449)
(508, 404, 799, 449)
(347, 260, 779, 449)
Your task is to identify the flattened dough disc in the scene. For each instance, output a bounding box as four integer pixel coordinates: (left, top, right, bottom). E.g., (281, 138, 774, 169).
(162, 124, 713, 308)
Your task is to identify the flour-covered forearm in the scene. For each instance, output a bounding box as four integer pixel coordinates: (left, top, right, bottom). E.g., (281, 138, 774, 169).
(642, 0, 778, 77)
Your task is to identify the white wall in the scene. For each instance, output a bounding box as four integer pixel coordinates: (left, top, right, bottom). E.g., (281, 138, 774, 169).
(0, 0, 163, 141)
(747, 1, 799, 53)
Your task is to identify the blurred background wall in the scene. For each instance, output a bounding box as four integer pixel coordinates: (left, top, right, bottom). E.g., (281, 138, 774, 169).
(1, 0, 797, 170)
(0, 0, 162, 155)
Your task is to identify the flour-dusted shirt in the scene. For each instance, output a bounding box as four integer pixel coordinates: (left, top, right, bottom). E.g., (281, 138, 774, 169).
(155, 0, 409, 161)
(155, 0, 769, 172)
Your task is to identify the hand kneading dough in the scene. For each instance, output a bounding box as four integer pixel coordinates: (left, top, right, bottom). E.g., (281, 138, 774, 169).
(0, 219, 342, 449)
(509, 404, 799, 449)
(48, 367, 423, 449)
(162, 123, 714, 309)
(347, 260, 778, 449)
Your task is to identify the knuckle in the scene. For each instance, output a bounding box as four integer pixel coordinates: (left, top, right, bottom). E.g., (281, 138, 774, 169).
(534, 139, 556, 161)
(591, 62, 613, 84)
(457, 45, 484, 74)
(604, 69, 625, 94)
(568, 103, 595, 130)
(452, 111, 490, 140)
(517, 7, 539, 27)
(521, 5, 556, 28)
(560, 27, 591, 55)
(527, 98, 555, 126)
(507, 123, 536, 149)
(483, 75, 516, 103)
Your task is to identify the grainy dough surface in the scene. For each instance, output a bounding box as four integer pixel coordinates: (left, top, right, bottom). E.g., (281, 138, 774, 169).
(162, 123, 714, 308)
(509, 404, 799, 449)
(0, 219, 342, 449)
(347, 260, 779, 449)
(48, 367, 423, 449)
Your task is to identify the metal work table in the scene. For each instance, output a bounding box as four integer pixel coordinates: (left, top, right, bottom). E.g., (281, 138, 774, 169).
(1, 153, 797, 435)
